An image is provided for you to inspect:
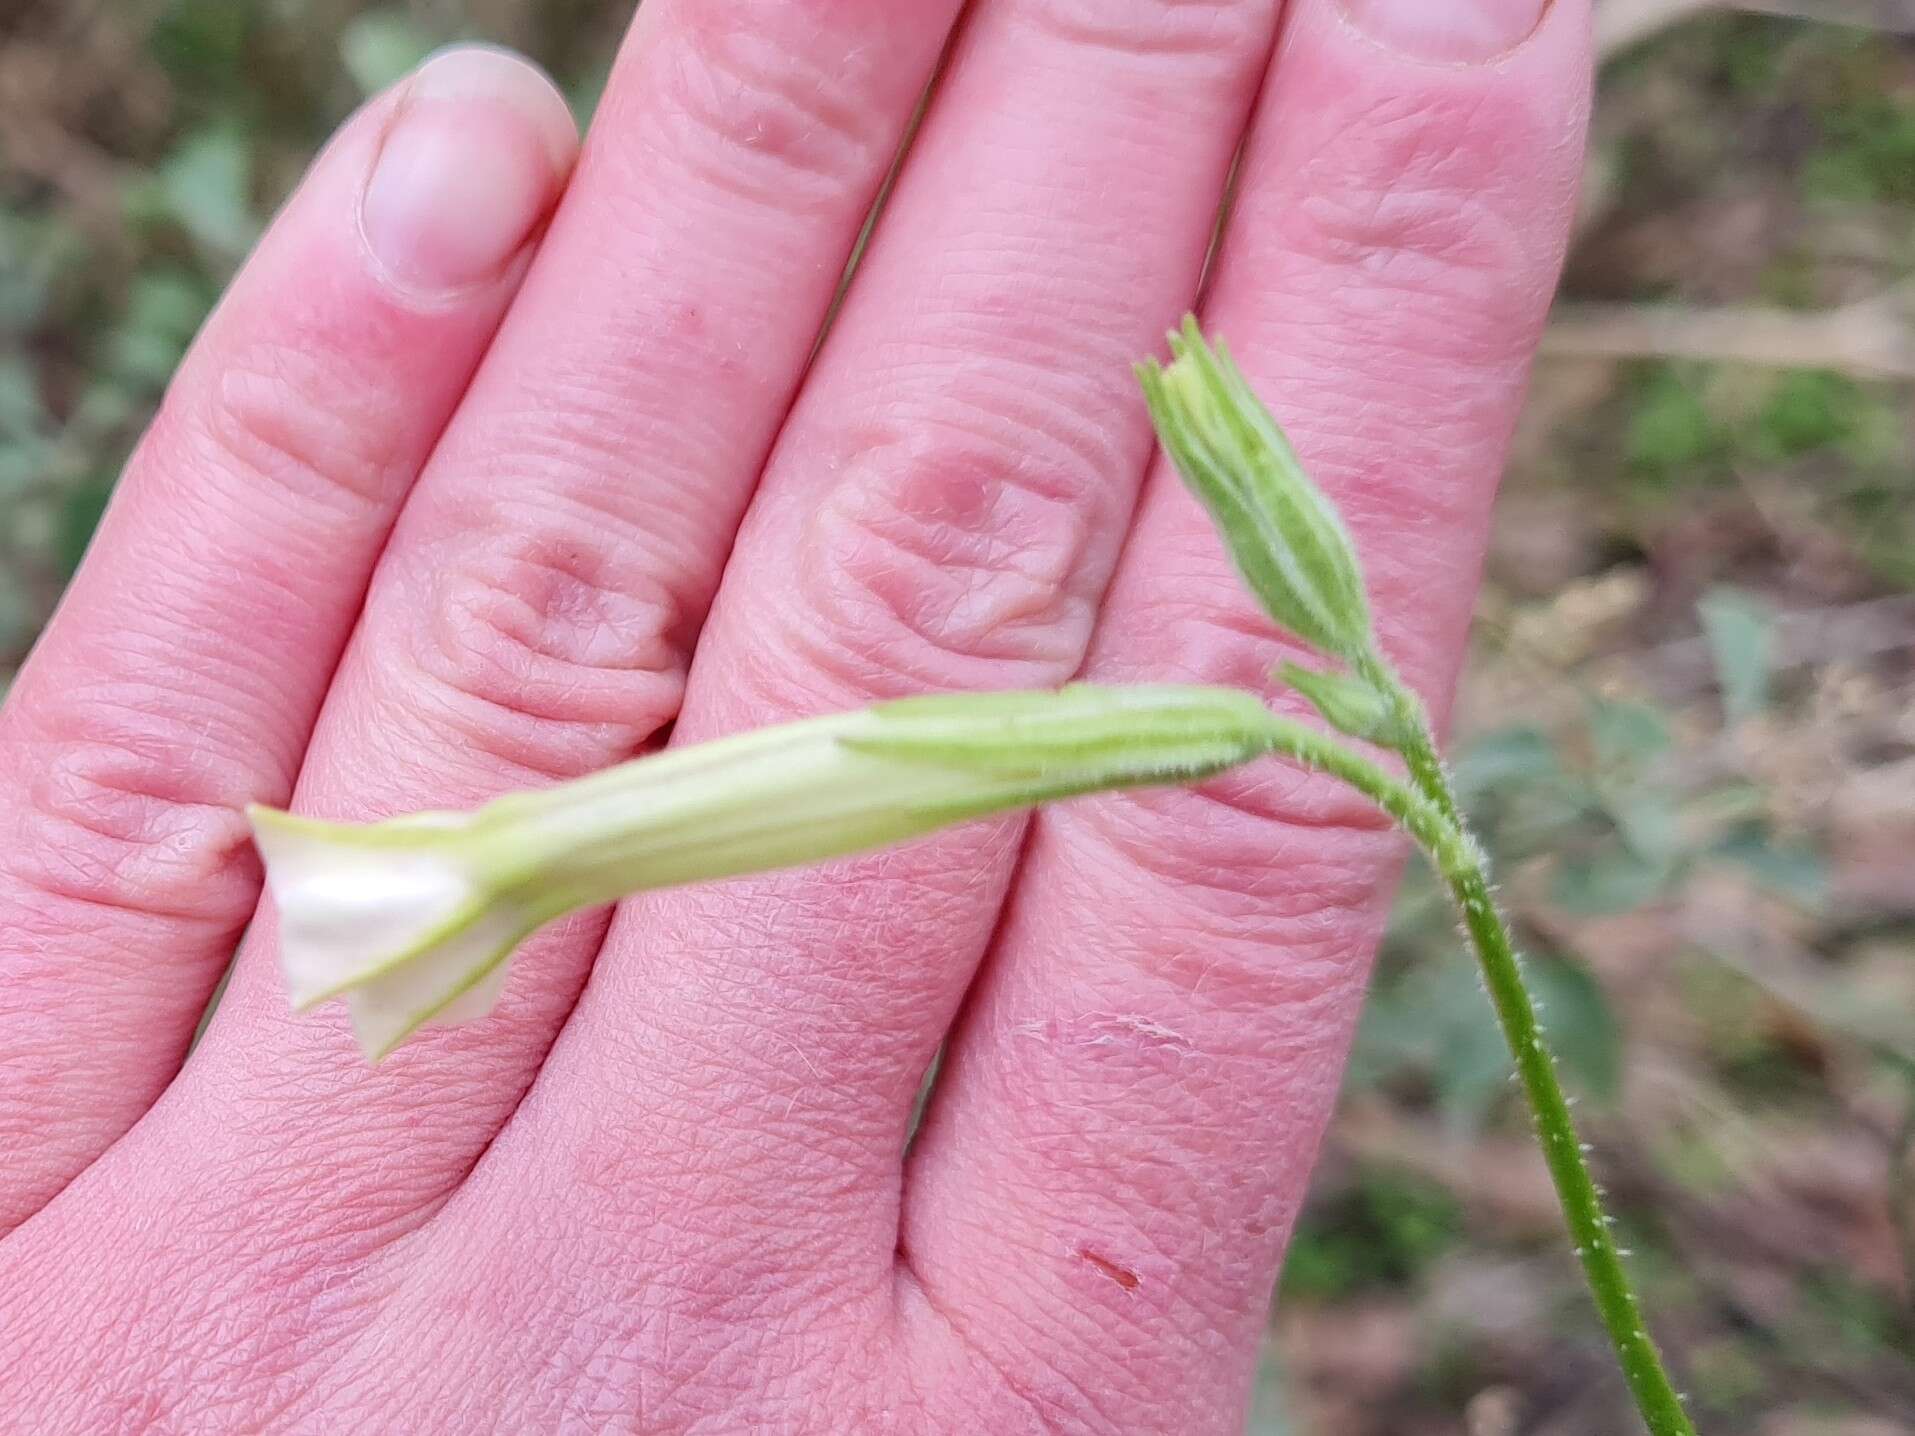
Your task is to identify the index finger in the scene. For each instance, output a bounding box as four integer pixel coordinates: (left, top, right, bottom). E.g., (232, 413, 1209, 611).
(0, 49, 577, 1233)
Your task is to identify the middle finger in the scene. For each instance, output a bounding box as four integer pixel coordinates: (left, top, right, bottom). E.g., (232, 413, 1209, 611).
(397, 0, 1288, 1415)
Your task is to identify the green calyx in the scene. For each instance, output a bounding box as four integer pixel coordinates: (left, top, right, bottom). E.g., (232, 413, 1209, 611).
(1138, 315, 1373, 664)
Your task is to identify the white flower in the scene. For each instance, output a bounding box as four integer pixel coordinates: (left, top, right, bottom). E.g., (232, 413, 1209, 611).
(249, 808, 532, 1060)
(249, 684, 1282, 1060)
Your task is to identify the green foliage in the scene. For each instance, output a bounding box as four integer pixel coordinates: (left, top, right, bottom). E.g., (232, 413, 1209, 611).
(1355, 923, 1623, 1133)
(1624, 365, 1723, 479)
(1792, 1268, 1914, 1367)
(1281, 1167, 1464, 1302)
(1711, 823, 1826, 909)
(1452, 723, 1563, 802)
(341, 10, 440, 96)
(1244, 1359, 1300, 1436)
(0, 210, 83, 334)
(1687, 1339, 1765, 1410)
(1804, 70, 1915, 207)
(150, 127, 261, 263)
(1587, 696, 1672, 773)
(1753, 370, 1894, 466)
(1616, 359, 1914, 584)
(1698, 587, 1773, 727)
(1533, 956, 1625, 1103)
(110, 275, 212, 390)
(1717, 19, 1785, 97)
(148, 0, 256, 109)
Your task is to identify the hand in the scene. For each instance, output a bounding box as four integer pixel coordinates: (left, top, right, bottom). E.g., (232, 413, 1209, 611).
(0, 3, 1590, 1430)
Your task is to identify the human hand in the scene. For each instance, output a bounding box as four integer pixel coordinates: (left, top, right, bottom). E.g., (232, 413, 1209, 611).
(0, 2, 1590, 1430)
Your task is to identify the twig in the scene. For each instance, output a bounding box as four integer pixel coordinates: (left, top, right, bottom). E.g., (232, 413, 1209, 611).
(1542, 287, 1915, 380)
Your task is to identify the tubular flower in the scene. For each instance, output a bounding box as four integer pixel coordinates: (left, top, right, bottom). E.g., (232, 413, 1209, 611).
(250, 683, 1284, 1059)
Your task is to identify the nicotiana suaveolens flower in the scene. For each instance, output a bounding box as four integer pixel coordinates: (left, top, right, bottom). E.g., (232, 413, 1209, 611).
(250, 684, 1285, 1060)
(244, 319, 1694, 1436)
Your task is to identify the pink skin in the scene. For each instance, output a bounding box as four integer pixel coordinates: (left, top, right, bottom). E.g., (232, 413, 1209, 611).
(0, 50, 577, 1232)
(0, 1, 1589, 1431)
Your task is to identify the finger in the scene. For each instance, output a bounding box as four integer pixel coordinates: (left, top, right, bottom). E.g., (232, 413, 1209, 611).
(133, 0, 963, 1237)
(1, 6, 961, 1416)
(903, 2, 1592, 1429)
(0, 47, 576, 1234)
(391, 0, 1291, 1405)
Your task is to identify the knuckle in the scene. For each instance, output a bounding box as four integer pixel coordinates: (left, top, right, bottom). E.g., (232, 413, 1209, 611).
(3, 720, 258, 931)
(1065, 596, 1399, 963)
(775, 422, 1118, 697)
(186, 337, 405, 512)
(1075, 762, 1396, 918)
(1276, 93, 1557, 363)
(1067, 788, 1391, 1027)
(399, 502, 690, 775)
(647, 1, 906, 213)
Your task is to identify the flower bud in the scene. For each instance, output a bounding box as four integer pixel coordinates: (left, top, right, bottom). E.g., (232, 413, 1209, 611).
(1138, 316, 1373, 661)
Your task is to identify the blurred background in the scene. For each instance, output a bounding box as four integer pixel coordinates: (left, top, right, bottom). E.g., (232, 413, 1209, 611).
(2, 1, 1911, 1431)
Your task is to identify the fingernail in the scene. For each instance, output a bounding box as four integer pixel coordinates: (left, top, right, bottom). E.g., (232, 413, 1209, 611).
(362, 47, 577, 294)
(1339, 0, 1548, 63)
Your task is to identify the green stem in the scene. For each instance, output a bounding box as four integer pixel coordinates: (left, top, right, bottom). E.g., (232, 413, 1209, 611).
(1252, 713, 1460, 861)
(1334, 655, 1696, 1436)
(1441, 853, 1695, 1435)
(1355, 653, 1463, 832)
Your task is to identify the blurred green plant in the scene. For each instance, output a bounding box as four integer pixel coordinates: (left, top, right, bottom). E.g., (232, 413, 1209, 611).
(1348, 584, 1827, 1136)
(1282, 1166, 1466, 1303)
(340, 10, 439, 96)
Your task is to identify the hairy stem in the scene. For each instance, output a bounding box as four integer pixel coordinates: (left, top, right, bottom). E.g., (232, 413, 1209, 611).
(1354, 653, 1463, 832)
(1341, 655, 1697, 1435)
(1439, 849, 1696, 1434)
(1281, 654, 1693, 1431)
(1250, 713, 1458, 862)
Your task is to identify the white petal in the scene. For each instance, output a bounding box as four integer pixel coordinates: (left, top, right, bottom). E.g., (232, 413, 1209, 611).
(250, 809, 479, 1008)
(428, 956, 514, 1028)
(343, 902, 529, 1061)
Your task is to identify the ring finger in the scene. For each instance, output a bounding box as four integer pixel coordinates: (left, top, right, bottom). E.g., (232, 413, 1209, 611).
(316, 0, 1289, 1423)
